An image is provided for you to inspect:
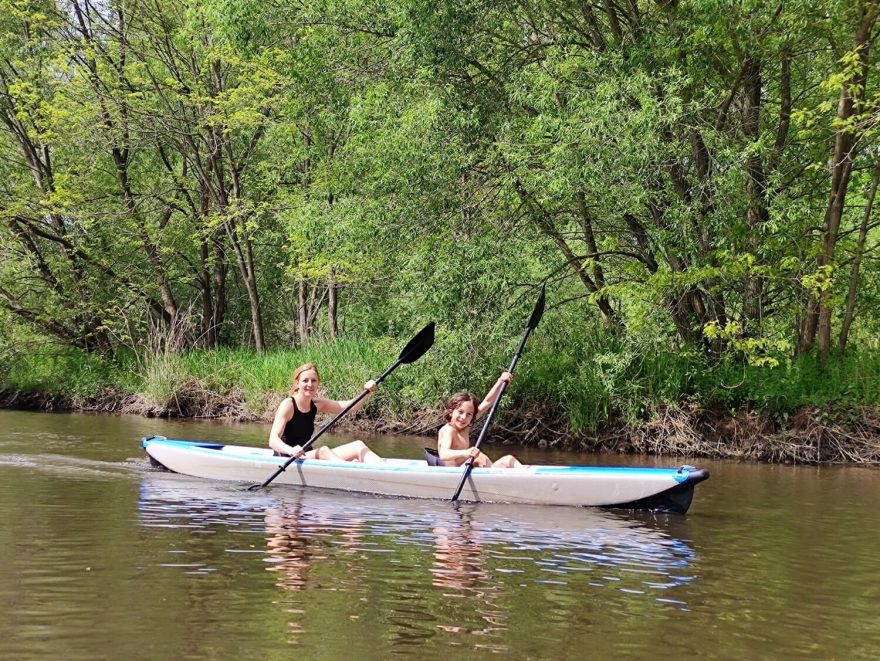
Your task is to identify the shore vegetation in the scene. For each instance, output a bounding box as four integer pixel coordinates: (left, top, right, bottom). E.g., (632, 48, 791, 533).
(3, 0, 880, 464)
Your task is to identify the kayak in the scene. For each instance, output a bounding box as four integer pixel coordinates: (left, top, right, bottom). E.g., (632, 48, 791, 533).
(141, 436, 710, 514)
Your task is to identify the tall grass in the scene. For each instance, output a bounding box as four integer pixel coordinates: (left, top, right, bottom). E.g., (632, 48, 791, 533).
(3, 327, 880, 431)
(2, 347, 130, 400)
(129, 338, 392, 418)
(520, 327, 880, 434)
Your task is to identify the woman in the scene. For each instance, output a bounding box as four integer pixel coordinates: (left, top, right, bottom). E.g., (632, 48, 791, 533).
(436, 371, 523, 468)
(269, 363, 384, 463)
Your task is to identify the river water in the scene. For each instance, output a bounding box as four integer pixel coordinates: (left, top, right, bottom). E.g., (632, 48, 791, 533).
(0, 409, 878, 659)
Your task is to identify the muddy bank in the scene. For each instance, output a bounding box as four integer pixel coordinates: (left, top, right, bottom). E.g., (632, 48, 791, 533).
(0, 388, 259, 420)
(486, 404, 880, 465)
(381, 403, 880, 465)
(3, 389, 879, 465)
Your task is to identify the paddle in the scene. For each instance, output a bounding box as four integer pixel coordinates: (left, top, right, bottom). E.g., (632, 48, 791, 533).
(248, 321, 436, 491)
(451, 285, 545, 502)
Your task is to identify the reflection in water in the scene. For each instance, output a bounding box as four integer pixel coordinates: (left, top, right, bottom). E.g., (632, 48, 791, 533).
(138, 472, 698, 651)
(432, 508, 508, 648)
(6, 411, 880, 658)
(433, 510, 488, 592)
(429, 504, 696, 601)
(264, 502, 318, 592)
(263, 501, 366, 593)
(262, 502, 366, 642)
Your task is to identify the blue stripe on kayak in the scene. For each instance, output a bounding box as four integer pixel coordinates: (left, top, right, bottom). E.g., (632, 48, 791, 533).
(143, 438, 695, 482)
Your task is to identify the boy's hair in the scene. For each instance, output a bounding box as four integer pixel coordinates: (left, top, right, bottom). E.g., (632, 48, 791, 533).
(443, 392, 480, 423)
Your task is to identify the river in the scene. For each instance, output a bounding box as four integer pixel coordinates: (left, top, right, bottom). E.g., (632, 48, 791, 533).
(0, 409, 877, 659)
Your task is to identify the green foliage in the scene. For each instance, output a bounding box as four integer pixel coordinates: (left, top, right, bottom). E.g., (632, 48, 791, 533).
(6, 328, 880, 438)
(3, 347, 127, 399)
(3, 0, 880, 435)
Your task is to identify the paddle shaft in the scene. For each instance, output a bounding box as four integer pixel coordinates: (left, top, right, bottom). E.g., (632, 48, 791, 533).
(451, 288, 544, 502)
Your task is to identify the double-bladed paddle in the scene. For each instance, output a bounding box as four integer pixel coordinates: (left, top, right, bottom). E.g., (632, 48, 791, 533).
(248, 321, 436, 491)
(451, 286, 545, 502)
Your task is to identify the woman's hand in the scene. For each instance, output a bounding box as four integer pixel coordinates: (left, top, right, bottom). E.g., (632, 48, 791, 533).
(289, 445, 305, 459)
(364, 379, 377, 392)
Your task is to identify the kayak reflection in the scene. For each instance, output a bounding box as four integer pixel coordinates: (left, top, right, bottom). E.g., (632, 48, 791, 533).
(138, 472, 697, 608)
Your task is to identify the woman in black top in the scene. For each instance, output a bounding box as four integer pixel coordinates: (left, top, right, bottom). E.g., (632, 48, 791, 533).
(268, 363, 384, 463)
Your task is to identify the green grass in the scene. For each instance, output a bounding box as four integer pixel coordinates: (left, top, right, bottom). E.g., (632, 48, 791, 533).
(3, 333, 880, 431)
(2, 347, 131, 399)
(131, 339, 392, 416)
(520, 330, 880, 434)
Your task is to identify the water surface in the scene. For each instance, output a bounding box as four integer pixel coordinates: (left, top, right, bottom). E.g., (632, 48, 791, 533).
(1, 410, 878, 658)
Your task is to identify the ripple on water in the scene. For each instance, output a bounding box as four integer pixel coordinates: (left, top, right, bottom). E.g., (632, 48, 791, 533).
(6, 412, 880, 658)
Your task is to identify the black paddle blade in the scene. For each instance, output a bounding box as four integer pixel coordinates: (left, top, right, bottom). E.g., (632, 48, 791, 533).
(527, 285, 546, 330)
(398, 321, 435, 364)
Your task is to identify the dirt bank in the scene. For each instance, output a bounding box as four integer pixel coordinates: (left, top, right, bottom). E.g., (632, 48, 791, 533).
(3, 389, 879, 465)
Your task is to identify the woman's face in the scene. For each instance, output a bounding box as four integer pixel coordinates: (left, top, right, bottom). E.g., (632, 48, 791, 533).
(449, 401, 475, 430)
(296, 369, 320, 396)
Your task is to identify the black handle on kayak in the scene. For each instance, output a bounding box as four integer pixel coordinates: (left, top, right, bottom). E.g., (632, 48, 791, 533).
(451, 286, 545, 502)
(248, 322, 435, 491)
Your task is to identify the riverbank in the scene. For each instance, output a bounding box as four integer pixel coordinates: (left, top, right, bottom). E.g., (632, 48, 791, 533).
(4, 341, 880, 466)
(3, 387, 879, 466)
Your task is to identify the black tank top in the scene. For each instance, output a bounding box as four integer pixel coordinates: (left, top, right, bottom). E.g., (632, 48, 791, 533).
(282, 399, 318, 445)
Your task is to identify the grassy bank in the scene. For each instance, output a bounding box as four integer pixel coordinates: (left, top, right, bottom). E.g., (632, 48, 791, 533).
(0, 339, 408, 420)
(2, 337, 880, 464)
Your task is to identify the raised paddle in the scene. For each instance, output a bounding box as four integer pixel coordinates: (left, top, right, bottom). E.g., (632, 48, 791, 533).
(248, 321, 436, 491)
(451, 286, 545, 502)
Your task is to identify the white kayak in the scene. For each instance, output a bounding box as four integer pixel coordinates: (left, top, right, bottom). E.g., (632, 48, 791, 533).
(142, 436, 710, 514)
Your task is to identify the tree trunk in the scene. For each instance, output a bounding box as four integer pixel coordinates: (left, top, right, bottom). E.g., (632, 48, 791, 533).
(574, 191, 619, 330)
(815, 2, 877, 366)
(328, 272, 338, 339)
(298, 279, 308, 345)
(798, 297, 819, 355)
(838, 159, 880, 353)
(199, 237, 214, 348)
(211, 237, 228, 345)
(513, 179, 618, 326)
(742, 57, 769, 324)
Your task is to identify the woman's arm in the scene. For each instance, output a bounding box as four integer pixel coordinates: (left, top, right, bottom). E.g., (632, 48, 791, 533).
(476, 371, 512, 418)
(268, 398, 303, 456)
(316, 379, 377, 415)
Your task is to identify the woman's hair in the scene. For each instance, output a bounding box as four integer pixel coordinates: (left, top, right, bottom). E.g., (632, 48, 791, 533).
(289, 363, 320, 396)
(443, 392, 480, 423)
